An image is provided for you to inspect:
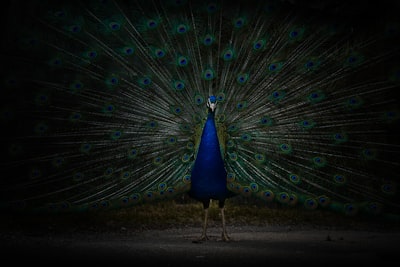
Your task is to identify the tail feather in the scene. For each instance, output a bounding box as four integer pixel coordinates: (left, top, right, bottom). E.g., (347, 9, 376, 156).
(1, 0, 399, 217)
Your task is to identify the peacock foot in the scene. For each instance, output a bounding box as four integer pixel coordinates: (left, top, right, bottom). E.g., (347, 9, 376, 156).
(221, 232, 231, 242)
(193, 234, 209, 242)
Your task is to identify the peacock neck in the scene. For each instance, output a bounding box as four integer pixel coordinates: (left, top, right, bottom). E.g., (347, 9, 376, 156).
(200, 110, 220, 157)
(189, 109, 228, 201)
(207, 109, 215, 120)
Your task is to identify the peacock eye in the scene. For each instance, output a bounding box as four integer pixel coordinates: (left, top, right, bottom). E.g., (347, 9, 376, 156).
(177, 24, 188, 33)
(290, 31, 298, 37)
(156, 50, 165, 57)
(222, 49, 235, 61)
(177, 56, 188, 66)
(195, 95, 204, 105)
(53, 59, 61, 65)
(202, 68, 215, 80)
(348, 56, 357, 63)
(207, 3, 217, 13)
(125, 48, 133, 55)
(147, 19, 158, 28)
(69, 25, 81, 33)
(233, 17, 245, 28)
(109, 22, 121, 30)
(131, 194, 140, 201)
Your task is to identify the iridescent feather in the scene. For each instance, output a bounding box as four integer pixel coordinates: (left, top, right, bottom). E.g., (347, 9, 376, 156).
(1, 0, 399, 226)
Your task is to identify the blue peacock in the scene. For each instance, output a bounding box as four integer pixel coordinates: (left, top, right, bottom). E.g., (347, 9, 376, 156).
(1, 0, 400, 241)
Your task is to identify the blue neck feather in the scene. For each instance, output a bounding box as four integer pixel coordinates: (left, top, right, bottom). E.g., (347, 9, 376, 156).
(189, 110, 232, 202)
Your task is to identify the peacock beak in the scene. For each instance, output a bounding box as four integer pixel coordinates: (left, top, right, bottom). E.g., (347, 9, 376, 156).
(207, 97, 217, 112)
(209, 103, 216, 112)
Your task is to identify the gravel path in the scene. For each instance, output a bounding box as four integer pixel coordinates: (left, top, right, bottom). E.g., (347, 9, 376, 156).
(1, 225, 399, 266)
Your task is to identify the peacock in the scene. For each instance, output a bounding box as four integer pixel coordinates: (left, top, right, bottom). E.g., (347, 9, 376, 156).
(1, 0, 400, 241)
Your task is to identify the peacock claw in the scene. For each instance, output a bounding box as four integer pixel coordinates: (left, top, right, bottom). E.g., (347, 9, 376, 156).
(221, 233, 231, 242)
(195, 234, 209, 242)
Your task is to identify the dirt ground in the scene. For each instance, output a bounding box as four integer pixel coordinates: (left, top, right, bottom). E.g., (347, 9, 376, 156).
(1, 224, 399, 266)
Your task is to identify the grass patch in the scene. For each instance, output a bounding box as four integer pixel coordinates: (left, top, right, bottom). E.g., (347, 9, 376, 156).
(1, 196, 399, 233)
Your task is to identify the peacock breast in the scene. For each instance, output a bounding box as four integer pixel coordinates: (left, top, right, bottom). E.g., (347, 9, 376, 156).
(189, 112, 229, 201)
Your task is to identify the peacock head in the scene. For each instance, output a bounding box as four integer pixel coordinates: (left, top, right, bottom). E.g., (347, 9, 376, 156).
(207, 95, 217, 112)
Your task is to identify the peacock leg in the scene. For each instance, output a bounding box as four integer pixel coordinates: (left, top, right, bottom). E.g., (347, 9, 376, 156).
(219, 199, 230, 241)
(198, 200, 210, 241)
(220, 207, 231, 241)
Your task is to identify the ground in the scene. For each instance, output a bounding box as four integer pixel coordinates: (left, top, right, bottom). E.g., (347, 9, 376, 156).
(1, 202, 399, 266)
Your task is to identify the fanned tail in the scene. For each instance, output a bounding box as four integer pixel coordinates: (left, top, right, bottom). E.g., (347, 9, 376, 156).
(1, 0, 399, 217)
